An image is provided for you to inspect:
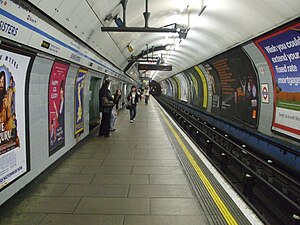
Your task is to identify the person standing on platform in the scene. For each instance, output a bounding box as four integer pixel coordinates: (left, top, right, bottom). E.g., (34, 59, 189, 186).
(138, 88, 143, 101)
(110, 89, 121, 131)
(98, 80, 114, 137)
(144, 86, 150, 104)
(127, 86, 139, 123)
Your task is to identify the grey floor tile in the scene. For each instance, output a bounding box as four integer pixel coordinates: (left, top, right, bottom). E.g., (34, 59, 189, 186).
(147, 149, 175, 154)
(148, 159, 181, 167)
(76, 147, 110, 154)
(30, 183, 69, 196)
(0, 213, 45, 225)
(136, 144, 173, 149)
(99, 143, 135, 149)
(44, 174, 94, 184)
(147, 135, 169, 140)
(40, 214, 124, 225)
(108, 148, 148, 154)
(102, 159, 148, 167)
(129, 185, 193, 198)
(68, 153, 107, 159)
(151, 199, 203, 215)
(68, 153, 96, 159)
(106, 153, 135, 159)
(135, 153, 177, 160)
(16, 196, 80, 213)
(63, 158, 104, 166)
(52, 165, 83, 174)
(124, 215, 208, 225)
(132, 166, 183, 175)
(63, 184, 128, 197)
(150, 175, 190, 185)
(81, 166, 132, 175)
(92, 175, 149, 184)
(75, 198, 149, 214)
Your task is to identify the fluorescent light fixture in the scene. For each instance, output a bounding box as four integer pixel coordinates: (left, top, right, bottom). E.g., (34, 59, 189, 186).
(198, 5, 207, 16)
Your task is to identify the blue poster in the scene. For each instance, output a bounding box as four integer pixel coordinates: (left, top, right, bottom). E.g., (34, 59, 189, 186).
(255, 21, 300, 139)
(74, 69, 87, 136)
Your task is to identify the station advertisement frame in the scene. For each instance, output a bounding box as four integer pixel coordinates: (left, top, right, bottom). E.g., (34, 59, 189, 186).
(206, 47, 260, 127)
(48, 61, 70, 156)
(74, 68, 88, 137)
(0, 44, 33, 191)
(175, 73, 189, 102)
(255, 21, 300, 140)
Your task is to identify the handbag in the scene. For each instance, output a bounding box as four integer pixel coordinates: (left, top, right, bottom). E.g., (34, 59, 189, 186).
(126, 104, 132, 110)
(102, 96, 114, 113)
(102, 96, 114, 107)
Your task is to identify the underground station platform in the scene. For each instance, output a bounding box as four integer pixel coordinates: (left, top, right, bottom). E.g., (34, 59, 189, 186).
(0, 98, 262, 225)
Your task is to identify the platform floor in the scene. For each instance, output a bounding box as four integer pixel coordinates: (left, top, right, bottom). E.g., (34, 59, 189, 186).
(0, 98, 209, 225)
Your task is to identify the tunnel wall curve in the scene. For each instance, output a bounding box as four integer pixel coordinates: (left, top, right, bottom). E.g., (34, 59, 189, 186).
(0, 2, 134, 206)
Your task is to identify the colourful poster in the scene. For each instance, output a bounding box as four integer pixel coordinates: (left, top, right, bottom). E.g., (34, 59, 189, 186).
(0, 48, 31, 189)
(206, 47, 259, 126)
(160, 80, 167, 95)
(255, 22, 300, 139)
(170, 77, 179, 100)
(74, 69, 87, 136)
(202, 63, 221, 112)
(48, 61, 69, 155)
(184, 66, 208, 109)
(176, 73, 189, 102)
(166, 79, 173, 97)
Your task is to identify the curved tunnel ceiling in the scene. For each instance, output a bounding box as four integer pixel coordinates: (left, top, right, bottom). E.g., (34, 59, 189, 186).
(29, 0, 300, 82)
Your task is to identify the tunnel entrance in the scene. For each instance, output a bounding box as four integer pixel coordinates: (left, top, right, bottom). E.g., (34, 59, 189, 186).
(150, 80, 161, 96)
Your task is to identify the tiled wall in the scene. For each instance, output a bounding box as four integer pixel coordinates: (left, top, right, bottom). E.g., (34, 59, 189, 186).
(0, 55, 103, 205)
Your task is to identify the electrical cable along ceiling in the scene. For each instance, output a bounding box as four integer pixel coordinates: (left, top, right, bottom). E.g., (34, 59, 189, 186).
(29, 0, 300, 81)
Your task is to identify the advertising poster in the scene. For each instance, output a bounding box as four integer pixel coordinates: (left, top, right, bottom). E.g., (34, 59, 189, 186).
(176, 73, 189, 102)
(201, 63, 222, 112)
(184, 66, 208, 109)
(48, 61, 69, 155)
(74, 69, 87, 137)
(207, 47, 259, 126)
(255, 22, 300, 139)
(0, 48, 31, 189)
(160, 80, 167, 95)
(170, 77, 179, 100)
(165, 79, 173, 97)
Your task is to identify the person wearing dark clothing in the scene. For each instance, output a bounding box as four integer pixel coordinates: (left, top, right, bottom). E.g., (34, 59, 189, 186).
(127, 86, 139, 123)
(114, 89, 121, 110)
(144, 86, 150, 104)
(138, 89, 142, 101)
(99, 80, 113, 137)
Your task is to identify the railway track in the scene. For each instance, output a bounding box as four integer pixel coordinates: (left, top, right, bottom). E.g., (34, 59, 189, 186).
(156, 96, 300, 225)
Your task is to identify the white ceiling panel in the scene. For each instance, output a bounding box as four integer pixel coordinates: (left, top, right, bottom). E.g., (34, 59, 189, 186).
(35, 0, 64, 17)
(62, 1, 91, 34)
(29, 0, 300, 81)
(30, 0, 41, 5)
(52, 0, 83, 25)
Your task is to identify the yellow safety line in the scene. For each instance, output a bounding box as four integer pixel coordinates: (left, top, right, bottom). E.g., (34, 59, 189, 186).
(159, 108, 238, 225)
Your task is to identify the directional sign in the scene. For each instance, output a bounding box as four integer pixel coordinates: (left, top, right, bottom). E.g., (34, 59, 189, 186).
(138, 64, 172, 71)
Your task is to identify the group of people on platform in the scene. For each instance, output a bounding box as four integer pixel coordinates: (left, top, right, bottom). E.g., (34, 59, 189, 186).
(98, 79, 150, 137)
